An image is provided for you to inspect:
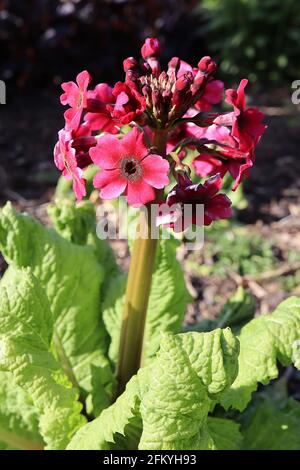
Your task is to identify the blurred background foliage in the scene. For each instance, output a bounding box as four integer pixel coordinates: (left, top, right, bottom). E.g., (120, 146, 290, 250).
(1, 0, 299, 90)
(197, 0, 300, 84)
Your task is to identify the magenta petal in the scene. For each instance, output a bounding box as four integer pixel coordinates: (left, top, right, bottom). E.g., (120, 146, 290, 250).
(206, 194, 232, 221)
(94, 169, 127, 199)
(73, 168, 86, 202)
(122, 127, 148, 160)
(76, 70, 91, 91)
(89, 135, 122, 169)
(142, 154, 170, 188)
(126, 180, 155, 207)
(64, 108, 82, 132)
(60, 81, 78, 106)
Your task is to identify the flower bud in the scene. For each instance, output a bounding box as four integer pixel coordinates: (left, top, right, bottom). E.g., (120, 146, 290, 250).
(141, 38, 161, 59)
(123, 57, 138, 72)
(175, 72, 193, 92)
(167, 57, 180, 78)
(198, 56, 217, 74)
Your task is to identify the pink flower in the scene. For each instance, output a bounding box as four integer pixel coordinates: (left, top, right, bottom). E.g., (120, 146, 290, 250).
(195, 79, 224, 112)
(162, 174, 232, 230)
(90, 128, 169, 207)
(192, 124, 253, 189)
(141, 38, 161, 59)
(84, 83, 119, 133)
(54, 129, 86, 201)
(107, 81, 146, 125)
(61, 70, 91, 131)
(220, 79, 267, 151)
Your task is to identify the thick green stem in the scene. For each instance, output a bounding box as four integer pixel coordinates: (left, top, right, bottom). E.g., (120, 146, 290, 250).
(116, 129, 167, 397)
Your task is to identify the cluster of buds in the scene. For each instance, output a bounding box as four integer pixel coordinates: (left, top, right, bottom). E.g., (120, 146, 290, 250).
(54, 38, 266, 229)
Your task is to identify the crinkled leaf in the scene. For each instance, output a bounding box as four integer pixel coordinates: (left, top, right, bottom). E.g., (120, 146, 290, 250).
(48, 199, 118, 285)
(0, 267, 85, 449)
(103, 237, 191, 366)
(68, 329, 239, 450)
(0, 371, 43, 450)
(138, 329, 239, 450)
(207, 417, 243, 450)
(0, 202, 114, 416)
(67, 376, 141, 450)
(220, 296, 300, 411)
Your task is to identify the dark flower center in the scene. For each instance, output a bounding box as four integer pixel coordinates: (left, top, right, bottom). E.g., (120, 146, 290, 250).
(120, 156, 143, 182)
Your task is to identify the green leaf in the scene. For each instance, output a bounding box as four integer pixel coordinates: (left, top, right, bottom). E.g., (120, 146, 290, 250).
(103, 237, 191, 366)
(241, 391, 300, 450)
(0, 371, 43, 450)
(207, 417, 243, 450)
(0, 202, 114, 416)
(48, 199, 119, 286)
(144, 238, 192, 362)
(67, 376, 141, 450)
(220, 297, 300, 411)
(68, 329, 239, 450)
(138, 329, 239, 450)
(0, 267, 85, 449)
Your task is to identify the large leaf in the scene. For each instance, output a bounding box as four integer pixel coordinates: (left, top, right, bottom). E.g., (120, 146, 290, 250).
(138, 329, 239, 449)
(0, 371, 43, 450)
(68, 328, 239, 450)
(0, 267, 85, 449)
(103, 237, 191, 366)
(0, 202, 114, 415)
(48, 199, 119, 285)
(220, 297, 300, 411)
(144, 238, 192, 362)
(67, 376, 141, 450)
(207, 417, 243, 450)
(240, 388, 300, 450)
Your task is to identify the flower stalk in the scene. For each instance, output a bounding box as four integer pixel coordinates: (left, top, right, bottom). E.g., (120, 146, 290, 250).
(116, 129, 167, 397)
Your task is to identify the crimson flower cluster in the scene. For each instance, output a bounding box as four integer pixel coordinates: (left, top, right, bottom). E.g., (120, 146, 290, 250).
(54, 37, 266, 227)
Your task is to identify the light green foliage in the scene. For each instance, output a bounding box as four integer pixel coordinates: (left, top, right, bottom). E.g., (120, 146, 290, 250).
(48, 199, 118, 282)
(0, 268, 85, 449)
(220, 297, 300, 411)
(1, 202, 300, 451)
(0, 371, 42, 450)
(68, 329, 239, 450)
(67, 376, 141, 450)
(138, 330, 239, 449)
(103, 237, 191, 367)
(0, 202, 114, 416)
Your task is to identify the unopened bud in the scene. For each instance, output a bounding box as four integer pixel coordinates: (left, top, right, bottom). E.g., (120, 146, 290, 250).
(141, 38, 161, 59)
(175, 72, 193, 92)
(123, 57, 138, 73)
(198, 56, 216, 74)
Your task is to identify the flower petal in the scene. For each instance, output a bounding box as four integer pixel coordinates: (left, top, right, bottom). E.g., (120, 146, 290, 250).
(94, 169, 127, 199)
(76, 70, 91, 91)
(142, 154, 170, 188)
(90, 135, 122, 169)
(126, 180, 155, 207)
(121, 127, 148, 160)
